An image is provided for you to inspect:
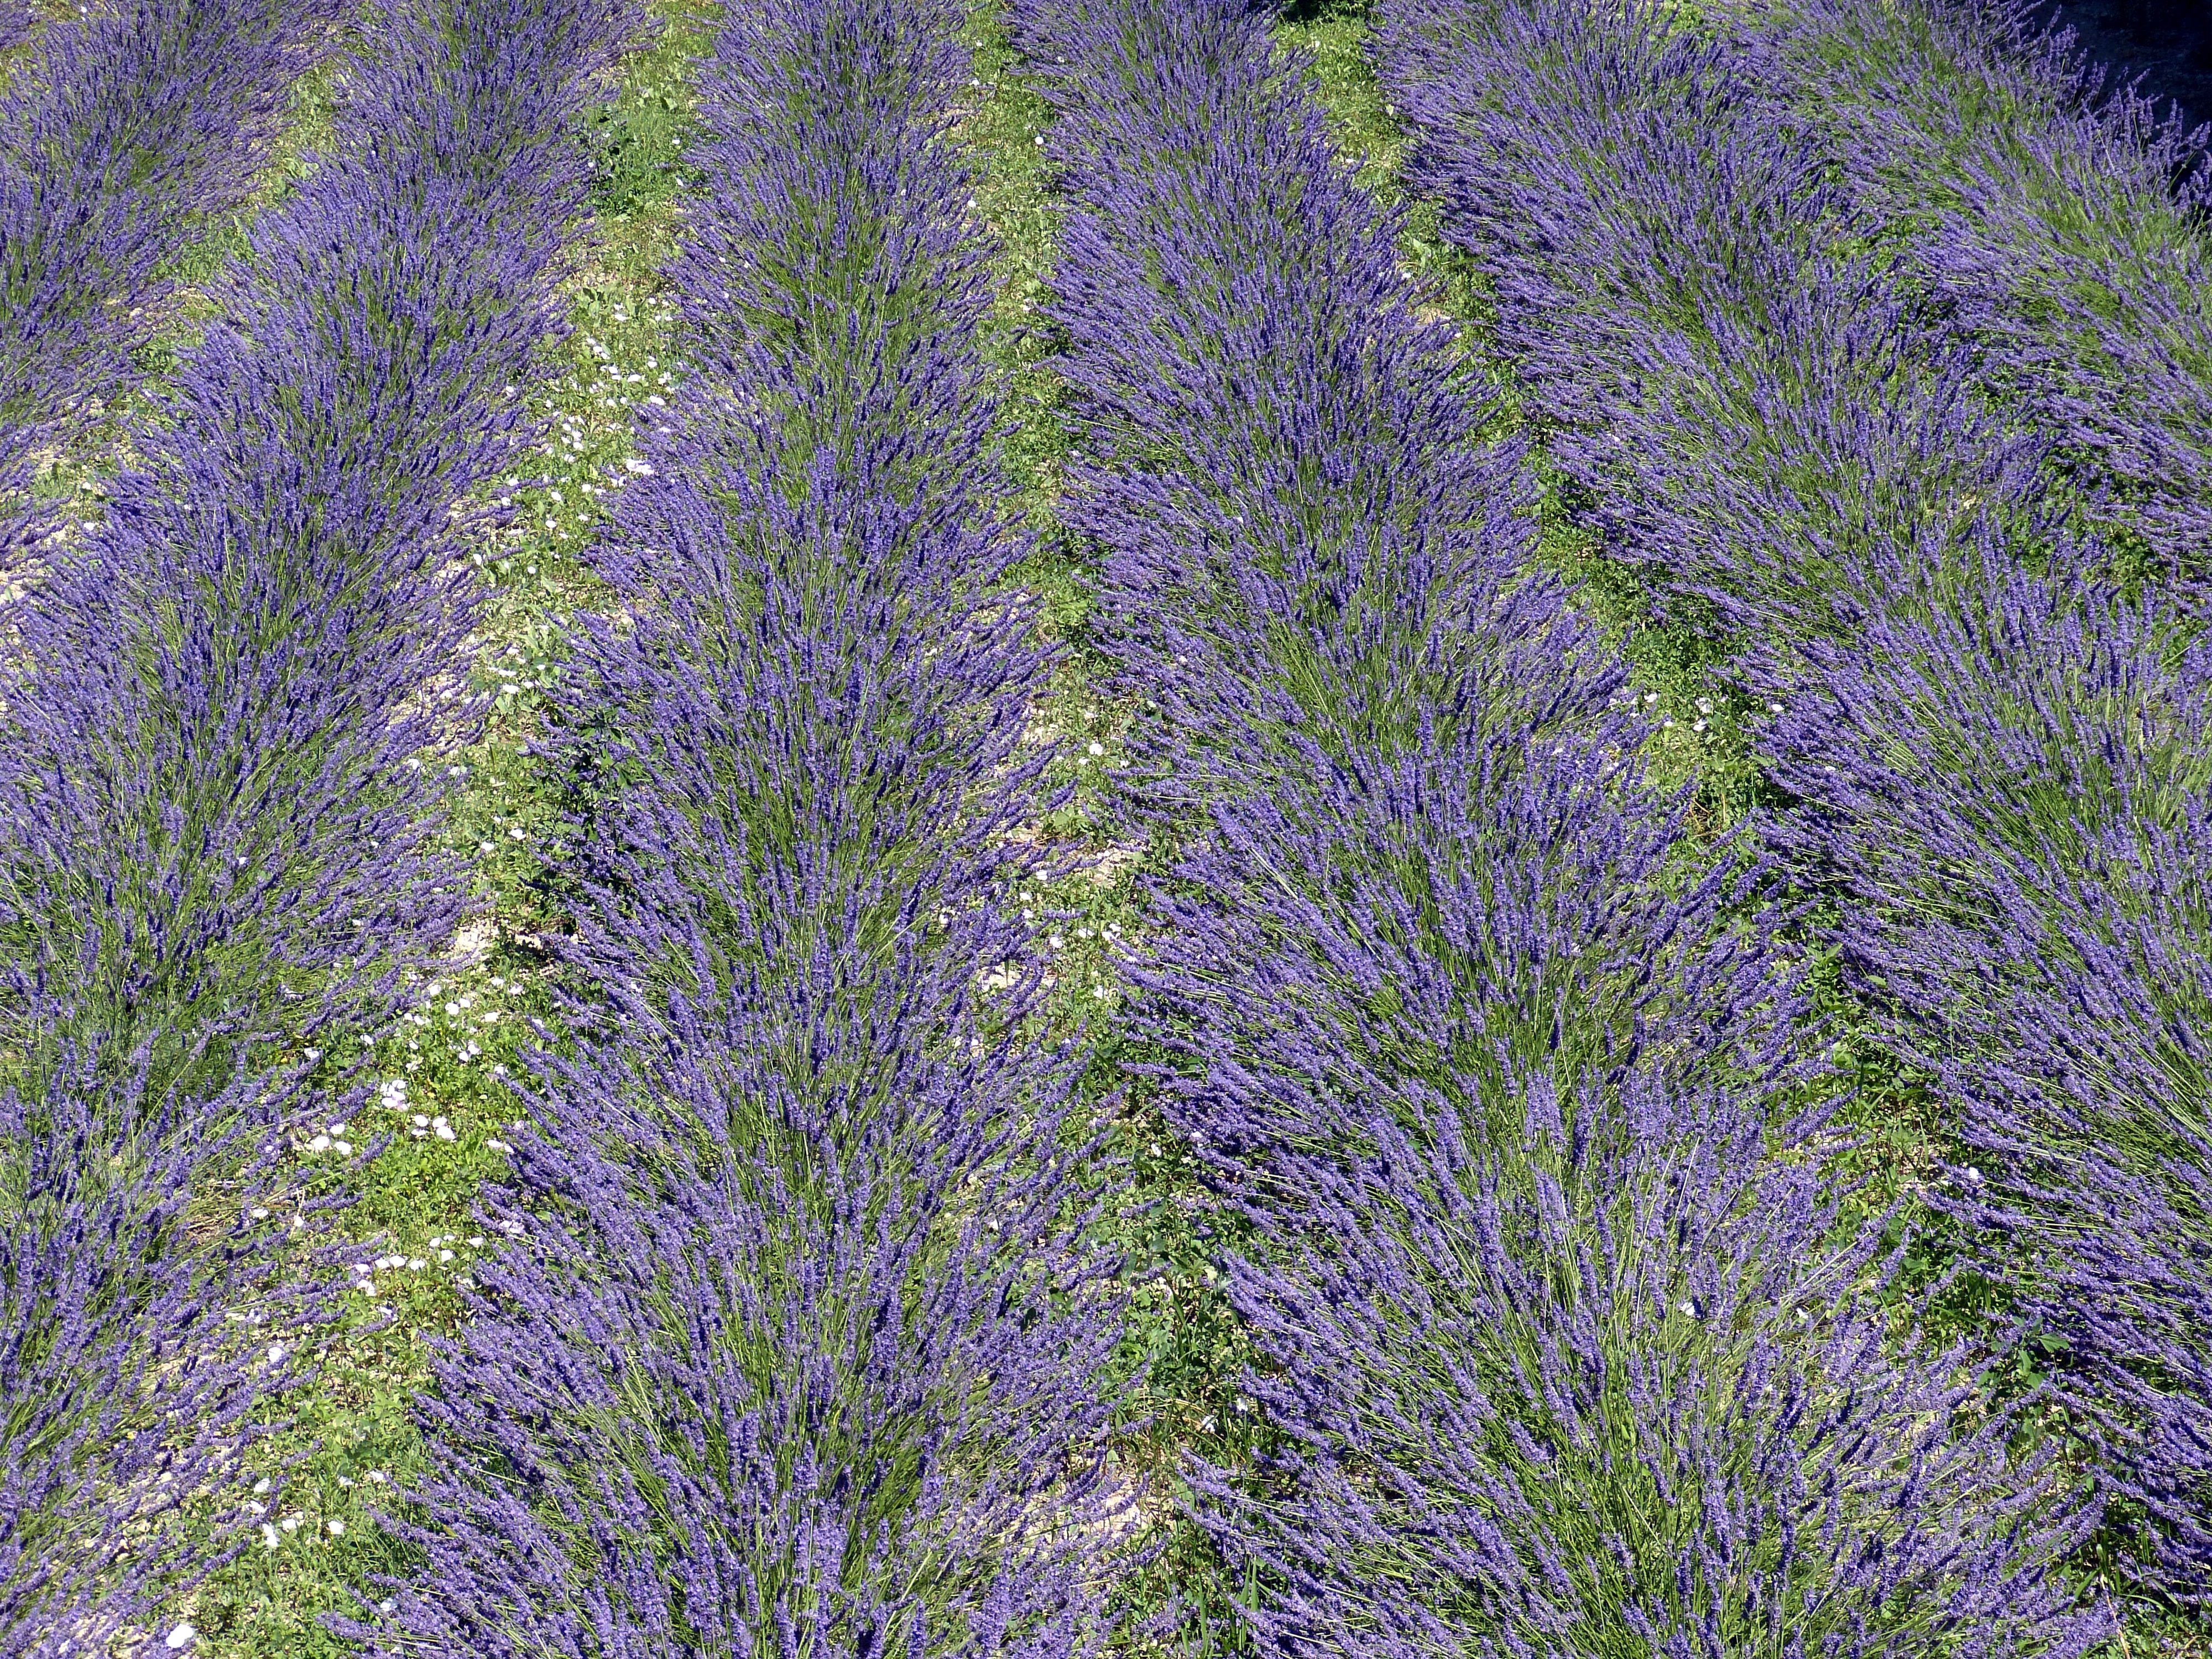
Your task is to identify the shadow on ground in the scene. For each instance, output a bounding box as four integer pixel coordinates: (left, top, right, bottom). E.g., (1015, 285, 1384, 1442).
(2040, 0, 2212, 136)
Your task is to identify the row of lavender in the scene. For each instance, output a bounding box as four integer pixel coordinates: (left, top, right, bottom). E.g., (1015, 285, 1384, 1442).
(0, 0, 641, 1645)
(356, 1, 1134, 1651)
(1015, 0, 2107, 1650)
(0, 0, 342, 552)
(1379, 0, 2212, 1619)
(1773, 0, 2212, 575)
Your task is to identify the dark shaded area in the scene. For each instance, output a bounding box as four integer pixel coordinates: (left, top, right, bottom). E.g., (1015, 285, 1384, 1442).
(2038, 0, 2212, 134)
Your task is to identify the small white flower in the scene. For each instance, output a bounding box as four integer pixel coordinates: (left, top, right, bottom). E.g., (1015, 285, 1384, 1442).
(307, 1134, 332, 1152)
(165, 1624, 196, 1651)
(267, 1344, 285, 1365)
(332, 1140, 352, 1157)
(261, 1523, 281, 1550)
(253, 1477, 272, 1494)
(328, 1520, 345, 1536)
(1086, 741, 1103, 756)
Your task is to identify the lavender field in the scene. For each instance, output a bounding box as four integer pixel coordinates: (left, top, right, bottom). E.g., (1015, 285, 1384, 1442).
(2, 0, 2208, 1653)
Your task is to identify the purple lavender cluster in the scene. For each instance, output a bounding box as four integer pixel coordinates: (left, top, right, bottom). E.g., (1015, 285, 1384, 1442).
(1020, 0, 2104, 1648)
(1376, 0, 2062, 643)
(1380, 0, 2212, 1613)
(1, 1051, 336, 1656)
(1771, 0, 2212, 572)
(0, 0, 639, 1643)
(2, 0, 639, 1111)
(366, 3, 1131, 1652)
(0, 0, 345, 528)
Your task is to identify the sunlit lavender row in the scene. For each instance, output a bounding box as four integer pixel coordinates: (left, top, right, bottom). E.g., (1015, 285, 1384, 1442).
(353, 1, 1131, 1651)
(1019, 0, 2119, 1650)
(0, 0, 639, 1644)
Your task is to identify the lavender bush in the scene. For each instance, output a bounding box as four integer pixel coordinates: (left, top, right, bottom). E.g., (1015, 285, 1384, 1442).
(361, 3, 1132, 1651)
(1766, 548, 2212, 1603)
(1375, 0, 2065, 645)
(1198, 1058, 2105, 1658)
(0, 1034, 340, 1656)
(0, 0, 344, 508)
(1768, 0, 2212, 573)
(1378, 0, 2212, 1613)
(0, 0, 642, 1115)
(1012, 0, 1556, 799)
